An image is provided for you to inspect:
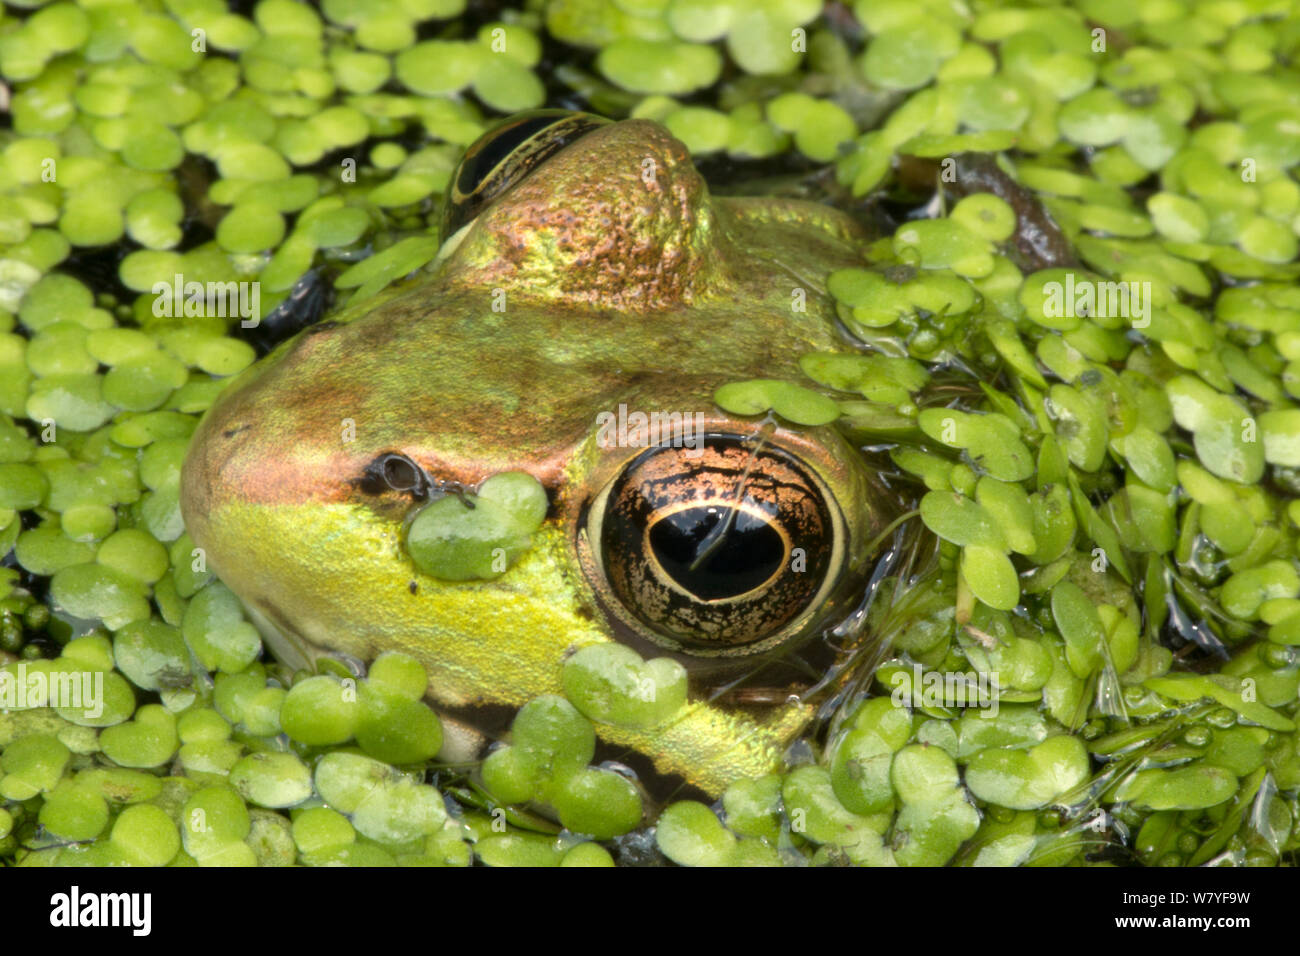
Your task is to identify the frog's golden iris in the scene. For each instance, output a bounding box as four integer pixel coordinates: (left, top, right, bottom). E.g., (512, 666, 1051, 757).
(181, 109, 891, 795)
(588, 435, 845, 656)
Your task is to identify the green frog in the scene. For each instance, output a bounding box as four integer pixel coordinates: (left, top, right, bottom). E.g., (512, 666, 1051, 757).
(181, 110, 891, 796)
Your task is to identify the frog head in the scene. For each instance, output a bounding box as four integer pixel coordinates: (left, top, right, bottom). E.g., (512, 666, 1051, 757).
(181, 111, 892, 795)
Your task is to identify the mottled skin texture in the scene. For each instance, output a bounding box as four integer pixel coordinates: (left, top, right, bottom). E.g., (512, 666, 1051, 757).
(181, 118, 884, 795)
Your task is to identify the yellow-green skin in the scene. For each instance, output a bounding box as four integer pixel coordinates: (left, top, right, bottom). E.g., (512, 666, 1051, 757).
(181, 118, 881, 795)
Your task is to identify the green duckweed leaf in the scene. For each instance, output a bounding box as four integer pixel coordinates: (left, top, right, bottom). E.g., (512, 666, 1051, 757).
(1051, 581, 1104, 678)
(561, 644, 687, 730)
(1113, 765, 1238, 811)
(961, 544, 1020, 611)
(963, 735, 1090, 810)
(713, 379, 839, 426)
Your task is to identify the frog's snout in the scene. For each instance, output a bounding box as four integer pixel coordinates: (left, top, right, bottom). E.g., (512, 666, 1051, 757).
(182, 324, 347, 544)
(180, 365, 316, 565)
(180, 397, 258, 561)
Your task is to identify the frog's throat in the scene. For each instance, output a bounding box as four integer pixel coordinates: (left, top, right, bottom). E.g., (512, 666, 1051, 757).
(239, 601, 490, 764)
(242, 588, 813, 796)
(224, 506, 816, 796)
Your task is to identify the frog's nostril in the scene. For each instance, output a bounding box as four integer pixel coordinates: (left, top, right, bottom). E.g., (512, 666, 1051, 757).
(358, 452, 429, 498)
(383, 456, 420, 491)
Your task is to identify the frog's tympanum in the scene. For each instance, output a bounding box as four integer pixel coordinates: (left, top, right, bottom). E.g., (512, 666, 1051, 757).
(181, 111, 893, 796)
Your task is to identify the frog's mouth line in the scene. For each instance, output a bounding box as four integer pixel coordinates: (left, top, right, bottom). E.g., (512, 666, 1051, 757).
(240, 600, 333, 678)
(239, 596, 495, 761)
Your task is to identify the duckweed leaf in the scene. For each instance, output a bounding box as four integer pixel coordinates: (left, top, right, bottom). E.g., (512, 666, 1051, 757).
(890, 745, 980, 867)
(721, 774, 783, 843)
(1109, 482, 1176, 555)
(918, 409, 1034, 482)
(799, 353, 929, 405)
(829, 698, 912, 815)
(781, 766, 893, 866)
(1166, 376, 1264, 484)
(983, 317, 1047, 389)
(955, 706, 1049, 758)
(920, 490, 1004, 549)
(713, 379, 839, 426)
(1114, 426, 1176, 492)
(1219, 561, 1300, 622)
(1066, 472, 1133, 583)
(963, 735, 1090, 810)
(1193, 408, 1265, 485)
(1144, 674, 1295, 732)
(1046, 384, 1109, 472)
(1113, 765, 1238, 811)
(655, 801, 736, 867)
(477, 471, 549, 533)
(596, 40, 722, 96)
(404, 494, 532, 582)
(892, 219, 995, 278)
(335, 236, 440, 297)
(975, 477, 1036, 555)
(561, 644, 688, 731)
(1026, 484, 1076, 565)
(961, 544, 1020, 611)
(1259, 409, 1300, 466)
(551, 767, 643, 841)
(1051, 581, 1104, 678)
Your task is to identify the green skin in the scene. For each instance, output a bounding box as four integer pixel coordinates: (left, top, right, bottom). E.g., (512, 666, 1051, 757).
(181, 117, 887, 796)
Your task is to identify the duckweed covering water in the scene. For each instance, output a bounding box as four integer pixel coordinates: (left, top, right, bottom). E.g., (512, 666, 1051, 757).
(2, 0, 1300, 866)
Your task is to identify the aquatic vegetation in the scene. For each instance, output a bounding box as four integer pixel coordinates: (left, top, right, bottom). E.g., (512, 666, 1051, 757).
(2, 0, 1300, 867)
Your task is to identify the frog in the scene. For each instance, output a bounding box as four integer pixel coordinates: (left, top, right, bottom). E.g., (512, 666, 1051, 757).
(180, 110, 894, 797)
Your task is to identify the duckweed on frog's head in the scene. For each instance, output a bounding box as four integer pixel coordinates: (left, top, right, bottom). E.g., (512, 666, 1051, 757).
(181, 112, 893, 795)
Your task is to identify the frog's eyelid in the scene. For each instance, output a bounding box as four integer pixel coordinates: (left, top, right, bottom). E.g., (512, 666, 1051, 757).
(434, 222, 472, 266)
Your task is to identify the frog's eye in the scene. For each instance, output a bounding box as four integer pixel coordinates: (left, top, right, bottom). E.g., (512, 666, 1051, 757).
(586, 437, 846, 657)
(442, 109, 612, 239)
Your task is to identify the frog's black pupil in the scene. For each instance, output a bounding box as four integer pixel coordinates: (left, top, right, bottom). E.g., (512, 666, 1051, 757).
(648, 506, 784, 601)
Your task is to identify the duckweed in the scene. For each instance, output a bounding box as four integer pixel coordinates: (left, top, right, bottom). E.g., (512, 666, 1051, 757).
(398, 471, 542, 579)
(279, 675, 359, 746)
(713, 378, 840, 426)
(655, 800, 744, 867)
(561, 644, 688, 730)
(1, 0, 1299, 870)
(355, 681, 443, 764)
(99, 704, 178, 769)
(477, 695, 645, 840)
(229, 753, 314, 809)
